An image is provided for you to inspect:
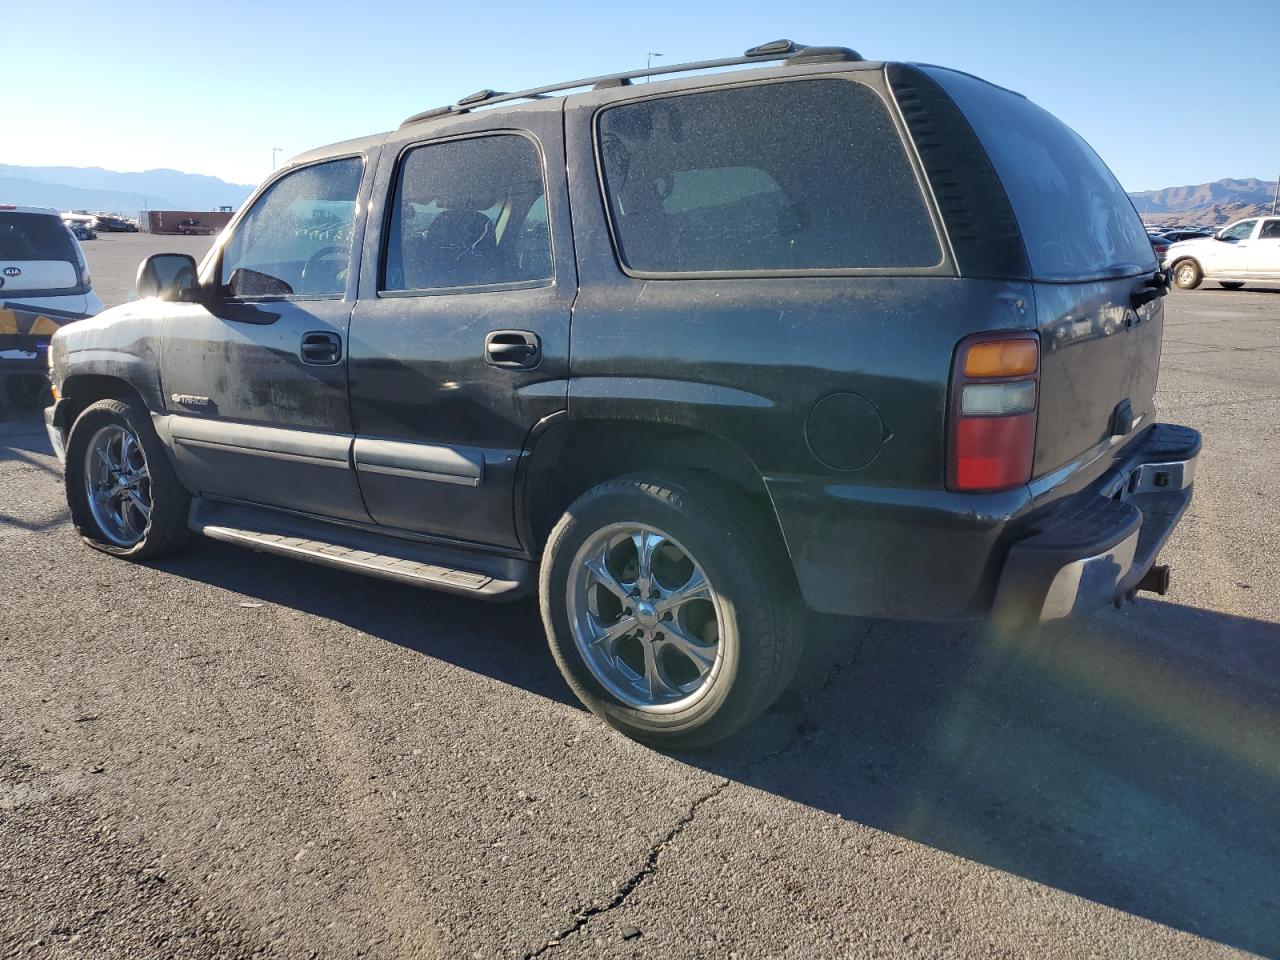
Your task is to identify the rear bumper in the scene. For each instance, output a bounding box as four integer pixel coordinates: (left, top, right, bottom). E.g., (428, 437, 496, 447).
(990, 424, 1199, 628)
(766, 423, 1200, 623)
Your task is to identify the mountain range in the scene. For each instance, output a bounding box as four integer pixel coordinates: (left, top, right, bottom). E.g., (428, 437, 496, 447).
(0, 164, 255, 214)
(1129, 177, 1278, 226)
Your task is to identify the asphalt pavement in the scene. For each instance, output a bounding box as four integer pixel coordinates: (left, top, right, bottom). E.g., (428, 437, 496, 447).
(2, 252, 1278, 958)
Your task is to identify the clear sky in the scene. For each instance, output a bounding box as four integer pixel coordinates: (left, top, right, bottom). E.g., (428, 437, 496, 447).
(9, 0, 1278, 193)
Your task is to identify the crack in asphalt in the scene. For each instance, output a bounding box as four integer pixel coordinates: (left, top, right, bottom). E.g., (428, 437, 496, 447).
(522, 780, 730, 958)
(523, 622, 875, 957)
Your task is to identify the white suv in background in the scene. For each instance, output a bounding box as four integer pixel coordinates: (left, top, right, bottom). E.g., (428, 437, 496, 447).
(0, 206, 103, 316)
(1164, 215, 1280, 290)
(1, 205, 102, 408)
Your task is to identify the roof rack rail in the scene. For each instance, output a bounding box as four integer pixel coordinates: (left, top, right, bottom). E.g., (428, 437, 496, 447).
(399, 39, 863, 127)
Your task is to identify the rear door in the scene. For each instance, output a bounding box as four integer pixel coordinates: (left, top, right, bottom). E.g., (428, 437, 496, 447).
(1248, 218, 1280, 277)
(925, 67, 1167, 478)
(160, 154, 377, 522)
(347, 101, 573, 549)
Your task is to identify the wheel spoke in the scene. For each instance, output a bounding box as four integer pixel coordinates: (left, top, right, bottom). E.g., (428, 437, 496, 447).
(585, 555, 631, 605)
(660, 621, 717, 676)
(117, 431, 134, 470)
(590, 614, 638, 658)
(95, 447, 114, 474)
(631, 530, 664, 597)
(641, 638, 678, 699)
(656, 569, 710, 616)
(126, 489, 151, 520)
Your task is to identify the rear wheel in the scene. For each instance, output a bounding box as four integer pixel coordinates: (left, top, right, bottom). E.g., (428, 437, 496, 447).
(1219, 281, 1245, 290)
(1172, 260, 1203, 290)
(540, 473, 801, 748)
(65, 398, 190, 559)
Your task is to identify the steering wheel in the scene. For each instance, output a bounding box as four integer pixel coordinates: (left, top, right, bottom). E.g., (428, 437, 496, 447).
(300, 246, 346, 287)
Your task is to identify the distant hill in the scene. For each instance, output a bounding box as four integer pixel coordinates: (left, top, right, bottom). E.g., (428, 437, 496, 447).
(1130, 177, 1278, 227)
(0, 164, 255, 215)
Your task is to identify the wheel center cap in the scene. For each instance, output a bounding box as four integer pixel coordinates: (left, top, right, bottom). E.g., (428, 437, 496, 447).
(635, 600, 659, 630)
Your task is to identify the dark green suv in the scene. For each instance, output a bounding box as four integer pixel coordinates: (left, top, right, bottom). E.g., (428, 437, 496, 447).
(46, 41, 1199, 746)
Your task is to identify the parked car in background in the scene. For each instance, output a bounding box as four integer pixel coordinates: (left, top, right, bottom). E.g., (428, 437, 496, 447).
(176, 217, 216, 235)
(93, 214, 137, 233)
(0, 205, 102, 408)
(1149, 233, 1173, 260)
(65, 220, 97, 241)
(45, 42, 1199, 747)
(1165, 216, 1280, 289)
(1160, 228, 1213, 243)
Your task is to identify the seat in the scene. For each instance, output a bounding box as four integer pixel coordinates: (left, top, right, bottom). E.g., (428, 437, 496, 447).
(403, 209, 498, 289)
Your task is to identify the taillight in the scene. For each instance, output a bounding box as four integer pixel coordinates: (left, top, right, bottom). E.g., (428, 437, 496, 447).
(947, 334, 1039, 492)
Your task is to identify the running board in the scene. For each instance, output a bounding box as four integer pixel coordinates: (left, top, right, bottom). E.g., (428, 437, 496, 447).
(188, 498, 533, 601)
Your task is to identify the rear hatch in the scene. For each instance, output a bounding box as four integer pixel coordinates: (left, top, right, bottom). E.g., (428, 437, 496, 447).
(925, 68, 1163, 477)
(0, 211, 83, 295)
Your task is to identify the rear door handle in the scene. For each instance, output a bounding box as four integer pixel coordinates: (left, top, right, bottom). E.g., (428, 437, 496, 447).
(300, 331, 342, 365)
(485, 330, 541, 369)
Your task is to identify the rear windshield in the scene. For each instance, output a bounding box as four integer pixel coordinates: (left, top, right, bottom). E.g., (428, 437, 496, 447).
(596, 79, 941, 274)
(925, 67, 1155, 282)
(0, 212, 78, 263)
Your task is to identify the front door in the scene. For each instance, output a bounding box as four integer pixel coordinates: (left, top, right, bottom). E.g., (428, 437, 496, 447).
(1204, 218, 1257, 276)
(161, 154, 376, 522)
(348, 103, 574, 550)
(1247, 217, 1280, 278)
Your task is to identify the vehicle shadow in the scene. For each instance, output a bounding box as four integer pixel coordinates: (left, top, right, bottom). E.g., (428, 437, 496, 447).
(149, 538, 1280, 957)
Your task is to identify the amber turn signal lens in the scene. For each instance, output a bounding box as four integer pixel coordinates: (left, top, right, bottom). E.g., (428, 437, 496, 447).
(963, 339, 1038, 378)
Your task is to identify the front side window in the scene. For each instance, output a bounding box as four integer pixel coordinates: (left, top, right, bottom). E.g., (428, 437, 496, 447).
(596, 80, 941, 275)
(1220, 219, 1257, 242)
(383, 134, 551, 292)
(220, 157, 363, 298)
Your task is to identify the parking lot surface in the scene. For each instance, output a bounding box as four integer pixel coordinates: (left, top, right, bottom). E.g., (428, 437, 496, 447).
(2, 246, 1278, 958)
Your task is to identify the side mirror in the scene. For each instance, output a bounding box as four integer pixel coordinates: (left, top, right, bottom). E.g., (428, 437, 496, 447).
(136, 253, 200, 301)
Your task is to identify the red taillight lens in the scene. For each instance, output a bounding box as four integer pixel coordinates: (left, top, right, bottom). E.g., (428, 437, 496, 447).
(948, 335, 1040, 492)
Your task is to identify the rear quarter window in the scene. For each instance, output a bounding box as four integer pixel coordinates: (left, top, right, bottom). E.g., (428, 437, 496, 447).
(595, 79, 941, 275)
(924, 67, 1155, 281)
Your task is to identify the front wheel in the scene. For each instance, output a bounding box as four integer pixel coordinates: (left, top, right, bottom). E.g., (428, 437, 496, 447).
(1172, 259, 1203, 290)
(65, 398, 190, 559)
(540, 473, 801, 748)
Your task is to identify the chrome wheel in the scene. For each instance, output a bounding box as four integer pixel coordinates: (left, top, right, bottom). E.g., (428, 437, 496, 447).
(1177, 264, 1196, 287)
(83, 424, 152, 547)
(567, 523, 724, 713)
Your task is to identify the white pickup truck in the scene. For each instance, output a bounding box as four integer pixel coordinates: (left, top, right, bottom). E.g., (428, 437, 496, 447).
(1164, 215, 1280, 290)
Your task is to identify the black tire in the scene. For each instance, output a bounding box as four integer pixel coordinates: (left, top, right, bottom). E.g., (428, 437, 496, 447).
(1219, 281, 1245, 290)
(64, 398, 190, 559)
(1172, 259, 1203, 290)
(5, 374, 51, 410)
(540, 472, 802, 749)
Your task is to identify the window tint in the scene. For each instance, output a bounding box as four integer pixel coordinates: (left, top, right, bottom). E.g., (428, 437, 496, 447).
(925, 67, 1154, 281)
(220, 157, 363, 298)
(596, 80, 940, 274)
(383, 135, 550, 292)
(0, 213, 77, 264)
(1220, 220, 1256, 242)
(1261, 220, 1280, 240)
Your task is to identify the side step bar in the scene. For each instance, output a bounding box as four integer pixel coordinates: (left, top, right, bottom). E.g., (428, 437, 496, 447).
(189, 498, 534, 601)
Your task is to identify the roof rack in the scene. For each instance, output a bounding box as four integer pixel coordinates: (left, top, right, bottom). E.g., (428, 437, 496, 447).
(399, 39, 863, 127)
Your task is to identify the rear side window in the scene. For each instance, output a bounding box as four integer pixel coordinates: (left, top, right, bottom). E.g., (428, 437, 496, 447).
(596, 80, 941, 274)
(1261, 220, 1280, 240)
(383, 134, 551, 292)
(925, 67, 1155, 281)
(0, 213, 77, 264)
